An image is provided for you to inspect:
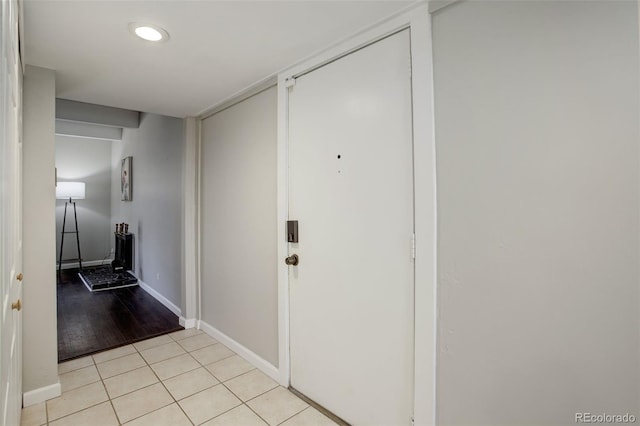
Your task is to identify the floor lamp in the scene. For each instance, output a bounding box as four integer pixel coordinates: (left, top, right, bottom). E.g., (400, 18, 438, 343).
(57, 182, 85, 274)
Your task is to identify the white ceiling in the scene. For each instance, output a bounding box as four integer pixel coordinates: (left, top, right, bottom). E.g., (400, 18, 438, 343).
(24, 0, 414, 118)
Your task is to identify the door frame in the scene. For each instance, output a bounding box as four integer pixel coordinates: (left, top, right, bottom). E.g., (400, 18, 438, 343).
(276, 3, 437, 425)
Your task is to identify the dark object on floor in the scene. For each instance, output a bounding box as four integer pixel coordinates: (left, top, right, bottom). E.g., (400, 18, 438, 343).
(57, 268, 183, 362)
(115, 231, 134, 271)
(78, 265, 138, 291)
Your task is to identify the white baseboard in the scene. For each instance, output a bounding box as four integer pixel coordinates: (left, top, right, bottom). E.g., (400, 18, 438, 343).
(198, 320, 279, 382)
(179, 317, 197, 329)
(58, 259, 112, 270)
(138, 279, 182, 318)
(23, 382, 61, 407)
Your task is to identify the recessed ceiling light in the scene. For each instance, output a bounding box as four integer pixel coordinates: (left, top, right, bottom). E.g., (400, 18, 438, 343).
(129, 23, 169, 42)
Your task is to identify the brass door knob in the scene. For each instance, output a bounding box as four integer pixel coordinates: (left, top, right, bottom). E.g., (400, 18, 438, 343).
(16, 273, 23, 282)
(285, 254, 299, 266)
(11, 300, 21, 311)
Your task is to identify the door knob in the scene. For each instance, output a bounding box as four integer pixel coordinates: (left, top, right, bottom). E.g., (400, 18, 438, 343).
(16, 273, 23, 282)
(285, 254, 299, 266)
(11, 300, 21, 311)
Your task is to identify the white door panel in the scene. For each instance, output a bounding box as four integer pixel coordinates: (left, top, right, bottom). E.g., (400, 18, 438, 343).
(289, 30, 414, 425)
(1, 0, 23, 424)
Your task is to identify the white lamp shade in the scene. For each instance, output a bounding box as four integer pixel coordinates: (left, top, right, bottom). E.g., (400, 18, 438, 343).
(56, 182, 86, 200)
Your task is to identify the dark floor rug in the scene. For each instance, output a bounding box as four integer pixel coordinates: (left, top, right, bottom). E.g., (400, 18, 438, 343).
(57, 267, 183, 362)
(78, 266, 138, 291)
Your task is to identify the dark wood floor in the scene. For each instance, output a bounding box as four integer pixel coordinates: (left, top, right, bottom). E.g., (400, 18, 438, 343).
(57, 268, 183, 362)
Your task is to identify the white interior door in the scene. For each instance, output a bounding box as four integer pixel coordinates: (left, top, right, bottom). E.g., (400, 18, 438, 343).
(288, 29, 414, 425)
(1, 0, 24, 424)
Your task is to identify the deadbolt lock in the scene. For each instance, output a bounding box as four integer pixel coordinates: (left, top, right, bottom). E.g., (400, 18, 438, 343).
(285, 254, 299, 266)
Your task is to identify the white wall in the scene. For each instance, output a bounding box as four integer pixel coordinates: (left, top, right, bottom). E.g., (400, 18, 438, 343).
(56, 135, 113, 264)
(200, 87, 279, 367)
(432, 1, 639, 424)
(22, 66, 59, 395)
(111, 113, 184, 309)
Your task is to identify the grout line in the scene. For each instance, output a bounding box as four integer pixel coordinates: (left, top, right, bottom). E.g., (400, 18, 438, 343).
(107, 397, 122, 425)
(230, 372, 279, 405)
(167, 329, 204, 343)
(275, 406, 310, 425)
(104, 360, 173, 424)
(175, 340, 218, 353)
(205, 364, 257, 384)
(91, 347, 134, 367)
(47, 399, 110, 424)
(192, 398, 243, 425)
(244, 400, 272, 426)
(57, 356, 96, 375)
(57, 364, 101, 392)
(218, 378, 279, 425)
(101, 365, 151, 391)
(135, 339, 196, 426)
(190, 344, 236, 367)
(152, 355, 202, 381)
(45, 374, 108, 418)
(91, 353, 123, 425)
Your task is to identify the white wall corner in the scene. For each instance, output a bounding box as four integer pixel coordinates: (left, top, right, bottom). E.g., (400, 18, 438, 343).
(23, 382, 61, 407)
(409, 5, 438, 426)
(198, 320, 279, 382)
(179, 316, 197, 329)
(183, 116, 199, 321)
(138, 279, 182, 318)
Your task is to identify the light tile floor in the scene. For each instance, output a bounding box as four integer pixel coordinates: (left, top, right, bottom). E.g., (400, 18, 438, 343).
(21, 329, 337, 426)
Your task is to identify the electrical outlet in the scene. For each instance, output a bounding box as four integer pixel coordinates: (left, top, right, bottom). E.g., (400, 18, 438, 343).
(110, 247, 115, 254)
(156, 273, 160, 281)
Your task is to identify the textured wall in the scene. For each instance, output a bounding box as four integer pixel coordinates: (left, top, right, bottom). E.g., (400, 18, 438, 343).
(433, 1, 639, 424)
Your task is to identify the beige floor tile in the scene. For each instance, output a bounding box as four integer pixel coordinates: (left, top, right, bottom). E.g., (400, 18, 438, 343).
(96, 353, 146, 379)
(46, 381, 109, 421)
(150, 353, 200, 380)
(133, 335, 174, 352)
(163, 367, 219, 400)
(179, 384, 242, 425)
(205, 355, 255, 382)
(58, 356, 94, 375)
(247, 387, 308, 426)
(279, 407, 338, 426)
(140, 341, 186, 364)
(92, 344, 137, 364)
(59, 365, 101, 392)
(123, 403, 192, 426)
(48, 401, 118, 426)
(20, 402, 46, 426)
(169, 328, 202, 341)
(112, 383, 173, 424)
(202, 404, 268, 426)
(176, 333, 218, 352)
(103, 366, 159, 399)
(224, 369, 278, 402)
(191, 343, 234, 366)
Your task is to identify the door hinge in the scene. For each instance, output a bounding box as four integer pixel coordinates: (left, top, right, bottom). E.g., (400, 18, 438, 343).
(285, 77, 296, 89)
(411, 233, 416, 259)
